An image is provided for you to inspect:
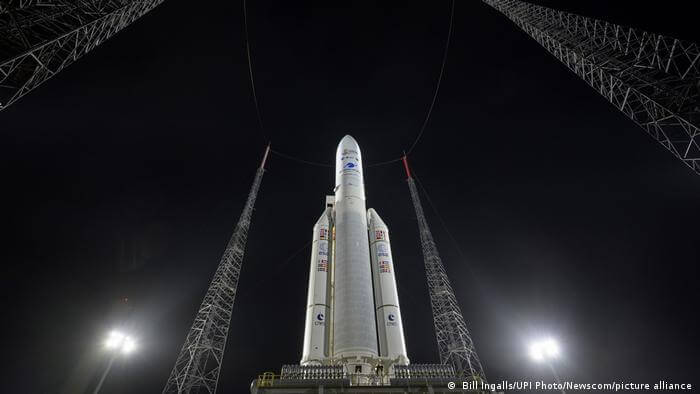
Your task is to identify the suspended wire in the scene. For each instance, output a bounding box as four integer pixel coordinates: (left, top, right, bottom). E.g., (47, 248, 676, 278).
(277, 240, 313, 270)
(270, 149, 333, 168)
(263, 239, 312, 277)
(411, 170, 495, 320)
(241, 239, 313, 295)
(243, 0, 269, 142)
(271, 148, 403, 169)
(365, 157, 404, 168)
(243, 0, 454, 160)
(406, 0, 455, 155)
(412, 171, 475, 275)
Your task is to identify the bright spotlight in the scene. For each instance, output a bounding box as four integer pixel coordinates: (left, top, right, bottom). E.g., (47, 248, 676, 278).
(544, 338, 559, 358)
(96, 330, 138, 394)
(528, 337, 565, 394)
(529, 337, 561, 362)
(105, 331, 125, 349)
(529, 343, 544, 362)
(122, 337, 136, 354)
(103, 330, 137, 355)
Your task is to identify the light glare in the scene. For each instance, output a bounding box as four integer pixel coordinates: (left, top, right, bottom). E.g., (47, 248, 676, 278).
(105, 331, 125, 349)
(529, 337, 560, 362)
(104, 330, 137, 354)
(122, 337, 136, 354)
(544, 338, 559, 358)
(529, 343, 544, 361)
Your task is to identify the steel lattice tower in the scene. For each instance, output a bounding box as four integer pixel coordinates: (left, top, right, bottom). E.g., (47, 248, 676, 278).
(483, 0, 700, 175)
(402, 157, 486, 382)
(0, 0, 166, 110)
(163, 146, 270, 394)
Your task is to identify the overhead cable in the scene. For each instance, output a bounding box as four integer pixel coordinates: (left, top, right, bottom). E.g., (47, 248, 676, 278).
(366, 157, 404, 168)
(271, 149, 403, 169)
(241, 239, 313, 294)
(243, 0, 269, 142)
(413, 171, 478, 279)
(270, 149, 334, 168)
(406, 0, 455, 155)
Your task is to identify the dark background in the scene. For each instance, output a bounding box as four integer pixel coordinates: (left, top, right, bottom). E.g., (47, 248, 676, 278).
(1, 1, 699, 393)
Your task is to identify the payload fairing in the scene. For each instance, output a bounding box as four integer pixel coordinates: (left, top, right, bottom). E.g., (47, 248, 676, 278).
(300, 135, 409, 380)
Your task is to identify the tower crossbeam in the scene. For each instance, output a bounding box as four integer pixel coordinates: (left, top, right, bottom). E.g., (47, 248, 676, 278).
(163, 146, 269, 394)
(483, 0, 700, 175)
(403, 158, 486, 382)
(0, 1, 43, 14)
(0, 0, 166, 110)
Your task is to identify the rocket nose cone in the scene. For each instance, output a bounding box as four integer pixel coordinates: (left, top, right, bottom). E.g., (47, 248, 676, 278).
(367, 208, 387, 228)
(336, 134, 362, 158)
(338, 134, 359, 149)
(341, 134, 357, 143)
(335, 134, 363, 183)
(367, 208, 377, 220)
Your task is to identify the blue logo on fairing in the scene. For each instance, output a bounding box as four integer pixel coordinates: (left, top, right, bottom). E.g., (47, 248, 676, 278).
(388, 314, 395, 322)
(344, 162, 355, 169)
(317, 313, 324, 321)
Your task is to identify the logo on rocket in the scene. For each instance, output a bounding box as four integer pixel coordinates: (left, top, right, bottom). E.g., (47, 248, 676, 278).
(313, 312, 326, 326)
(387, 313, 398, 326)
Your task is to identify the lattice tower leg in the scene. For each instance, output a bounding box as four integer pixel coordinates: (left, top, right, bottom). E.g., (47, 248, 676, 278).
(163, 160, 266, 393)
(406, 176, 486, 382)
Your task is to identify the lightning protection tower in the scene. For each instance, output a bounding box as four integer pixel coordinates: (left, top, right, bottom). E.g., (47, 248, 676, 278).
(0, 0, 166, 110)
(483, 0, 700, 175)
(402, 156, 486, 383)
(163, 145, 270, 394)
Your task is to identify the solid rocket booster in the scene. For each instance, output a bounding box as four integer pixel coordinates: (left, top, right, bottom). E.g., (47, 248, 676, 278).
(333, 135, 379, 359)
(300, 208, 332, 365)
(368, 208, 409, 365)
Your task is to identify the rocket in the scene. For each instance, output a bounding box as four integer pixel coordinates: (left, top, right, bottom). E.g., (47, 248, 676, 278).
(333, 135, 378, 365)
(368, 208, 409, 366)
(300, 203, 332, 363)
(301, 135, 409, 378)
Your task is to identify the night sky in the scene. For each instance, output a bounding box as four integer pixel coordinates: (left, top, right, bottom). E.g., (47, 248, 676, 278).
(2, 1, 699, 393)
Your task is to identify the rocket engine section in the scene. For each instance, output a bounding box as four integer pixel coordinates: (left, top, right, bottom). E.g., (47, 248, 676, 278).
(300, 208, 332, 365)
(368, 209, 409, 366)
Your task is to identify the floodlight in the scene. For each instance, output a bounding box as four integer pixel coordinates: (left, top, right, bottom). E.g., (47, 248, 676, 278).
(122, 337, 136, 354)
(529, 337, 560, 362)
(529, 342, 544, 361)
(544, 338, 559, 358)
(105, 331, 125, 349)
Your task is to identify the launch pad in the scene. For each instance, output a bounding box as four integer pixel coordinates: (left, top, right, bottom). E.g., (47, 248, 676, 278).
(250, 364, 490, 394)
(250, 382, 471, 394)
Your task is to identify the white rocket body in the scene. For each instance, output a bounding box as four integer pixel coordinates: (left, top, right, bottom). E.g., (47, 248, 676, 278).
(300, 208, 332, 365)
(300, 135, 409, 379)
(333, 135, 379, 368)
(368, 208, 409, 365)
